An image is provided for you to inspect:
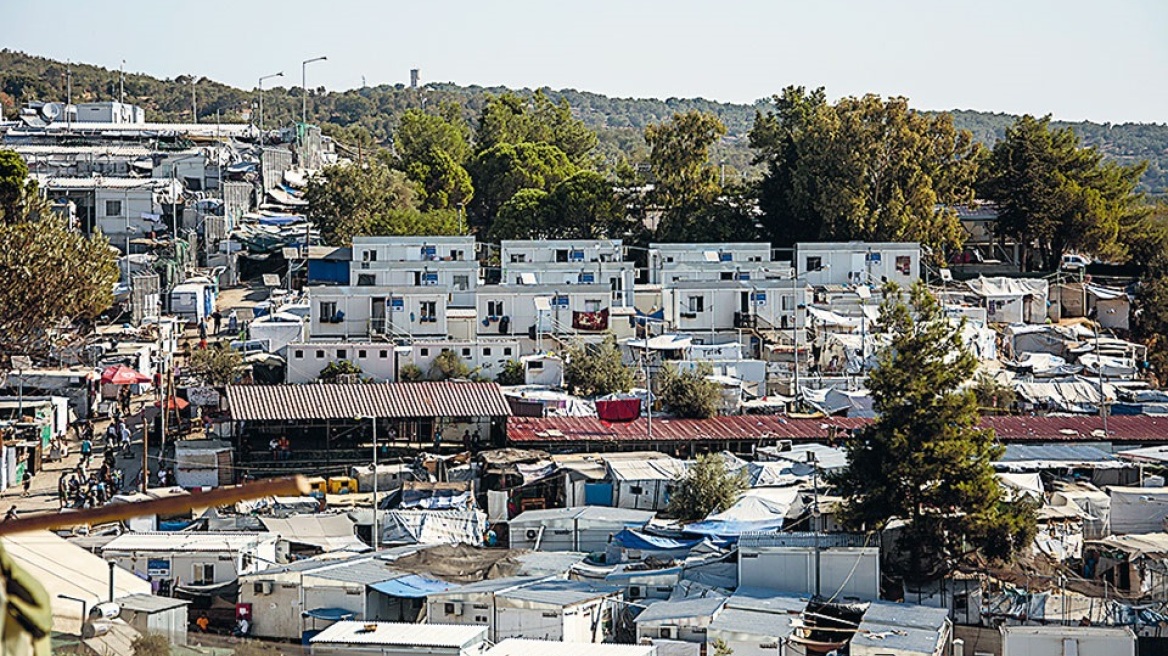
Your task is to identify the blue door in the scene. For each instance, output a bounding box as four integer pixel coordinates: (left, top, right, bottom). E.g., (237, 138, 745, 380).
(584, 482, 613, 506)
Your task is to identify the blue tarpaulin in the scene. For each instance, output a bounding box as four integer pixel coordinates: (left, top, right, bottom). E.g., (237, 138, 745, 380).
(259, 215, 303, 226)
(301, 607, 356, 621)
(683, 518, 788, 538)
(369, 574, 456, 598)
(611, 528, 702, 552)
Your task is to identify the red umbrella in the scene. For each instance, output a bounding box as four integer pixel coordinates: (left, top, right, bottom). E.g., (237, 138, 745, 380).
(156, 396, 190, 410)
(101, 364, 150, 385)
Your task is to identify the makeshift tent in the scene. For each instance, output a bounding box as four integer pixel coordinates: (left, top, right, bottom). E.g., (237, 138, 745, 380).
(967, 276, 1049, 323)
(605, 529, 704, 563)
(380, 508, 488, 547)
(1108, 487, 1168, 535)
(1007, 353, 1082, 378)
(369, 574, 456, 598)
(685, 486, 801, 537)
(996, 472, 1045, 500)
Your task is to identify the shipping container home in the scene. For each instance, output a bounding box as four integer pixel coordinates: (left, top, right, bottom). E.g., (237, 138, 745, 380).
(507, 506, 654, 552)
(1000, 625, 1136, 656)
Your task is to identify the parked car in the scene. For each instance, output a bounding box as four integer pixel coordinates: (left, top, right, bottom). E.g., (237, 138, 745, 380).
(1061, 253, 1091, 271)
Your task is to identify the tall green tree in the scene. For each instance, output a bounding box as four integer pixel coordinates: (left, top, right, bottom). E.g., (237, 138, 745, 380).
(489, 188, 551, 241)
(667, 454, 747, 521)
(980, 115, 1148, 270)
(563, 336, 633, 397)
(304, 161, 419, 245)
(658, 362, 722, 419)
(476, 91, 598, 165)
(644, 110, 727, 213)
(395, 107, 472, 165)
(0, 154, 118, 359)
(402, 146, 474, 211)
(831, 282, 1035, 582)
(542, 170, 631, 239)
(750, 88, 980, 258)
(0, 150, 44, 224)
(467, 142, 576, 229)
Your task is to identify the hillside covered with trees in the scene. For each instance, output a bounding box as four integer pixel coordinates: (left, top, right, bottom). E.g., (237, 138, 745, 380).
(2, 49, 1165, 194)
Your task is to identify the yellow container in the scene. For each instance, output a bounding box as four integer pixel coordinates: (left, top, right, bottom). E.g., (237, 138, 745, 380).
(328, 476, 356, 494)
(306, 476, 327, 496)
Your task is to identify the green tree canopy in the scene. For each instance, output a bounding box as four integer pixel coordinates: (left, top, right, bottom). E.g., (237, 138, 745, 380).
(667, 454, 747, 522)
(305, 161, 419, 245)
(0, 156, 118, 359)
(830, 283, 1035, 582)
(495, 360, 525, 386)
(476, 91, 598, 165)
(658, 362, 722, 419)
(644, 110, 727, 211)
(750, 88, 981, 259)
(428, 349, 473, 381)
(467, 141, 576, 229)
(563, 335, 633, 397)
(395, 107, 472, 165)
(402, 146, 474, 211)
(366, 207, 464, 237)
(0, 150, 44, 224)
(188, 343, 244, 386)
(318, 360, 365, 383)
(489, 188, 550, 241)
(980, 115, 1148, 270)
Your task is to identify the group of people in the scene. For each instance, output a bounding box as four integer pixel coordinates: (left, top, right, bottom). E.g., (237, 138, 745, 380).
(59, 447, 126, 508)
(268, 436, 292, 460)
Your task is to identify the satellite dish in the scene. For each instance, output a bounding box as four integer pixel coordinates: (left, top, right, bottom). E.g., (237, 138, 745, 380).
(40, 103, 61, 121)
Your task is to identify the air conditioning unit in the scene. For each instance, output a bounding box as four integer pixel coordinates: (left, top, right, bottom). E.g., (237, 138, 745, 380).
(526, 529, 539, 540)
(445, 602, 464, 616)
(628, 586, 643, 599)
(253, 581, 273, 595)
(360, 261, 370, 269)
(659, 627, 676, 640)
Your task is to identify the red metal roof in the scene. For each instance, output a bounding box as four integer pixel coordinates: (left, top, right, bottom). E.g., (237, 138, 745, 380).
(507, 415, 1168, 444)
(228, 382, 512, 422)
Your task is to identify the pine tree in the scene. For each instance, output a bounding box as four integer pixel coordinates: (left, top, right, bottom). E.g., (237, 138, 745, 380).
(830, 282, 1035, 582)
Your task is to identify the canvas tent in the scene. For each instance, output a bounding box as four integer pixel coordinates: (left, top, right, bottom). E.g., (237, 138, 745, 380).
(967, 276, 1049, 324)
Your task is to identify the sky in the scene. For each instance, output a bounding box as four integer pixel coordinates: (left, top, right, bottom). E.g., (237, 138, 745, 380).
(6, 0, 1167, 124)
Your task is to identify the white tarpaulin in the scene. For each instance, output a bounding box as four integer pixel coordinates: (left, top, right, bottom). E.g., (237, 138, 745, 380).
(1109, 487, 1168, 535)
(807, 306, 863, 329)
(1015, 380, 1116, 413)
(997, 472, 1045, 500)
(1078, 353, 1137, 378)
(381, 509, 488, 546)
(967, 276, 1049, 323)
(1009, 353, 1083, 377)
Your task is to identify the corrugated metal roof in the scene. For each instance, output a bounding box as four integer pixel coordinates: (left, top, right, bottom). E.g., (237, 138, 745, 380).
(708, 606, 800, 640)
(508, 415, 1168, 444)
(428, 575, 547, 598)
(102, 532, 274, 553)
(635, 595, 727, 624)
(851, 602, 950, 656)
(497, 579, 622, 606)
(117, 594, 189, 613)
(227, 382, 512, 421)
(510, 506, 656, 526)
(999, 444, 1118, 463)
(309, 620, 486, 647)
(739, 532, 873, 549)
(607, 458, 688, 482)
(305, 558, 403, 585)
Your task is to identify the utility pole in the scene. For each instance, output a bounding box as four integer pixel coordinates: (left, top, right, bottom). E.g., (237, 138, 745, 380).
(808, 450, 821, 597)
(119, 60, 125, 105)
(65, 64, 73, 130)
(372, 416, 379, 550)
(190, 76, 197, 123)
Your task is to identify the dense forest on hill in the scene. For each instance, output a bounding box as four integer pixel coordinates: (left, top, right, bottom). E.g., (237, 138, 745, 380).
(1, 49, 1165, 193)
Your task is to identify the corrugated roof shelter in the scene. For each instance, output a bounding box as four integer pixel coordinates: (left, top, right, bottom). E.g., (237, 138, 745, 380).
(228, 381, 511, 421)
(309, 620, 487, 654)
(484, 639, 657, 656)
(850, 601, 951, 656)
(260, 514, 367, 553)
(4, 531, 151, 635)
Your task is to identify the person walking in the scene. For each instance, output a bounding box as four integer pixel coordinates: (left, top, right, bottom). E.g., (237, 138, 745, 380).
(212, 310, 223, 335)
(4, 506, 17, 522)
(80, 436, 93, 467)
(21, 469, 32, 497)
(119, 421, 133, 454)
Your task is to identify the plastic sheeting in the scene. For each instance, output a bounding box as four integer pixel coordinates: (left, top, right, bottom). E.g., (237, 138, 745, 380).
(1108, 487, 1168, 535)
(381, 509, 488, 547)
(685, 487, 801, 538)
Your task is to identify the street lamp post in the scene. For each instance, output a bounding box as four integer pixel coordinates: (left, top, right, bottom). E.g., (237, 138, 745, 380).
(789, 264, 827, 408)
(258, 72, 284, 147)
(357, 415, 379, 549)
(301, 56, 328, 125)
